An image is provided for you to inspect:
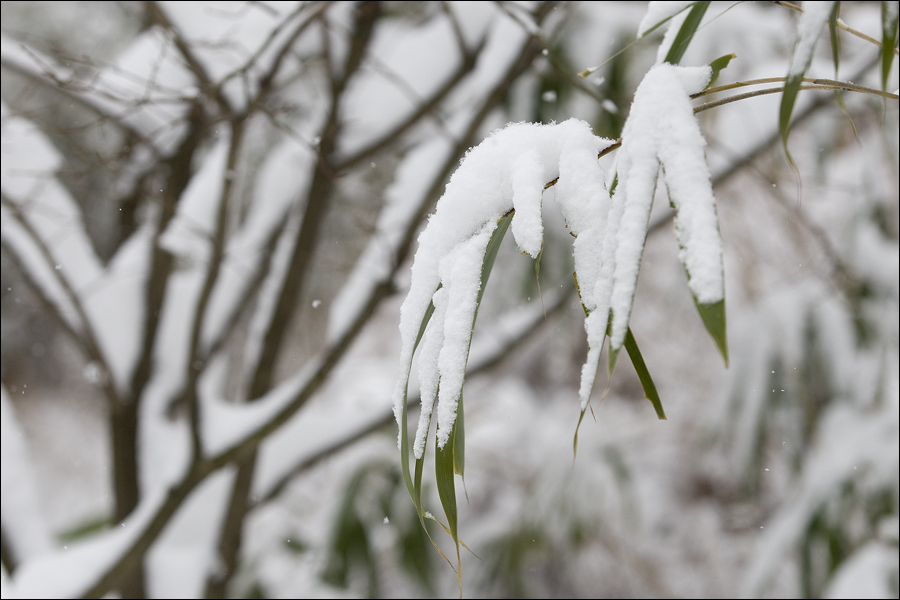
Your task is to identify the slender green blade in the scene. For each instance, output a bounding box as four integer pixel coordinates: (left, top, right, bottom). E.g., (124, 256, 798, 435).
(477, 214, 512, 306)
(829, 2, 841, 77)
(883, 1, 899, 92)
(779, 71, 803, 167)
(606, 314, 619, 375)
(399, 297, 437, 504)
(706, 53, 737, 89)
(664, 1, 711, 65)
(608, 342, 621, 376)
(695, 298, 728, 367)
(415, 295, 437, 349)
(435, 421, 461, 593)
(624, 327, 666, 420)
(453, 394, 465, 477)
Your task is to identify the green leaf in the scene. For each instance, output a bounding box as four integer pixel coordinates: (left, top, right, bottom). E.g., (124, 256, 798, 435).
(623, 327, 667, 420)
(779, 71, 803, 168)
(829, 2, 841, 77)
(453, 393, 465, 477)
(607, 310, 620, 376)
(664, 1, 711, 66)
(399, 296, 437, 506)
(883, 1, 900, 92)
(695, 298, 729, 367)
(706, 53, 737, 90)
(640, 3, 695, 39)
(477, 213, 512, 306)
(780, 3, 830, 167)
(435, 419, 462, 594)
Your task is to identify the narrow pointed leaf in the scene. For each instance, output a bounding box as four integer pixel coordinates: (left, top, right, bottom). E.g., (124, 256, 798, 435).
(435, 420, 461, 594)
(453, 394, 465, 477)
(608, 342, 621, 376)
(477, 213, 512, 306)
(695, 298, 728, 367)
(607, 314, 620, 375)
(828, 2, 841, 77)
(883, 1, 899, 92)
(399, 297, 438, 504)
(780, 71, 803, 167)
(624, 327, 666, 420)
(664, 1, 711, 65)
(706, 53, 737, 89)
(781, 2, 833, 164)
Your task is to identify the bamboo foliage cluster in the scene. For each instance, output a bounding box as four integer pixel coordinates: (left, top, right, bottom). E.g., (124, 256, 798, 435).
(0, 1, 897, 598)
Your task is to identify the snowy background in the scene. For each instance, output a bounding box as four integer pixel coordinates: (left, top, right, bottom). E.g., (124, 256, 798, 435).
(1, 1, 897, 598)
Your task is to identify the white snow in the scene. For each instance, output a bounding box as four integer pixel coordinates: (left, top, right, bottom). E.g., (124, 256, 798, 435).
(0, 386, 54, 563)
(11, 489, 167, 598)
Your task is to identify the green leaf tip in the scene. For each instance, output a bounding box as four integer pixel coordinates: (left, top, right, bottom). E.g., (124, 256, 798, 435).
(696, 298, 728, 367)
(706, 53, 737, 89)
(624, 328, 667, 420)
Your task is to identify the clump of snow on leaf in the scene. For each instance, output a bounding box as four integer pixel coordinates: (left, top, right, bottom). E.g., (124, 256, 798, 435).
(393, 119, 616, 453)
(605, 63, 723, 353)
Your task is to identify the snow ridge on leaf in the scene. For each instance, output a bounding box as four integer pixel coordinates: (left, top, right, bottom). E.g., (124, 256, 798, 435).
(605, 63, 723, 356)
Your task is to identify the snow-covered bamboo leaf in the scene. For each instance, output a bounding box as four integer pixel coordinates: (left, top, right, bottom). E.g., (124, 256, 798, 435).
(663, 1, 710, 65)
(624, 327, 666, 420)
(780, 2, 834, 159)
(607, 63, 721, 356)
(883, 1, 899, 92)
(696, 298, 729, 366)
(399, 297, 436, 511)
(478, 213, 512, 306)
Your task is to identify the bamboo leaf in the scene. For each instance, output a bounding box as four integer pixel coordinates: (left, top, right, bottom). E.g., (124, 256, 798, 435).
(781, 2, 832, 167)
(695, 298, 729, 367)
(779, 71, 803, 168)
(883, 1, 900, 92)
(706, 53, 737, 90)
(453, 394, 465, 477)
(606, 314, 619, 375)
(435, 420, 462, 595)
(664, 1, 711, 65)
(623, 327, 667, 420)
(640, 3, 695, 39)
(829, 2, 841, 77)
(607, 339, 621, 376)
(477, 213, 512, 306)
(399, 297, 438, 505)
